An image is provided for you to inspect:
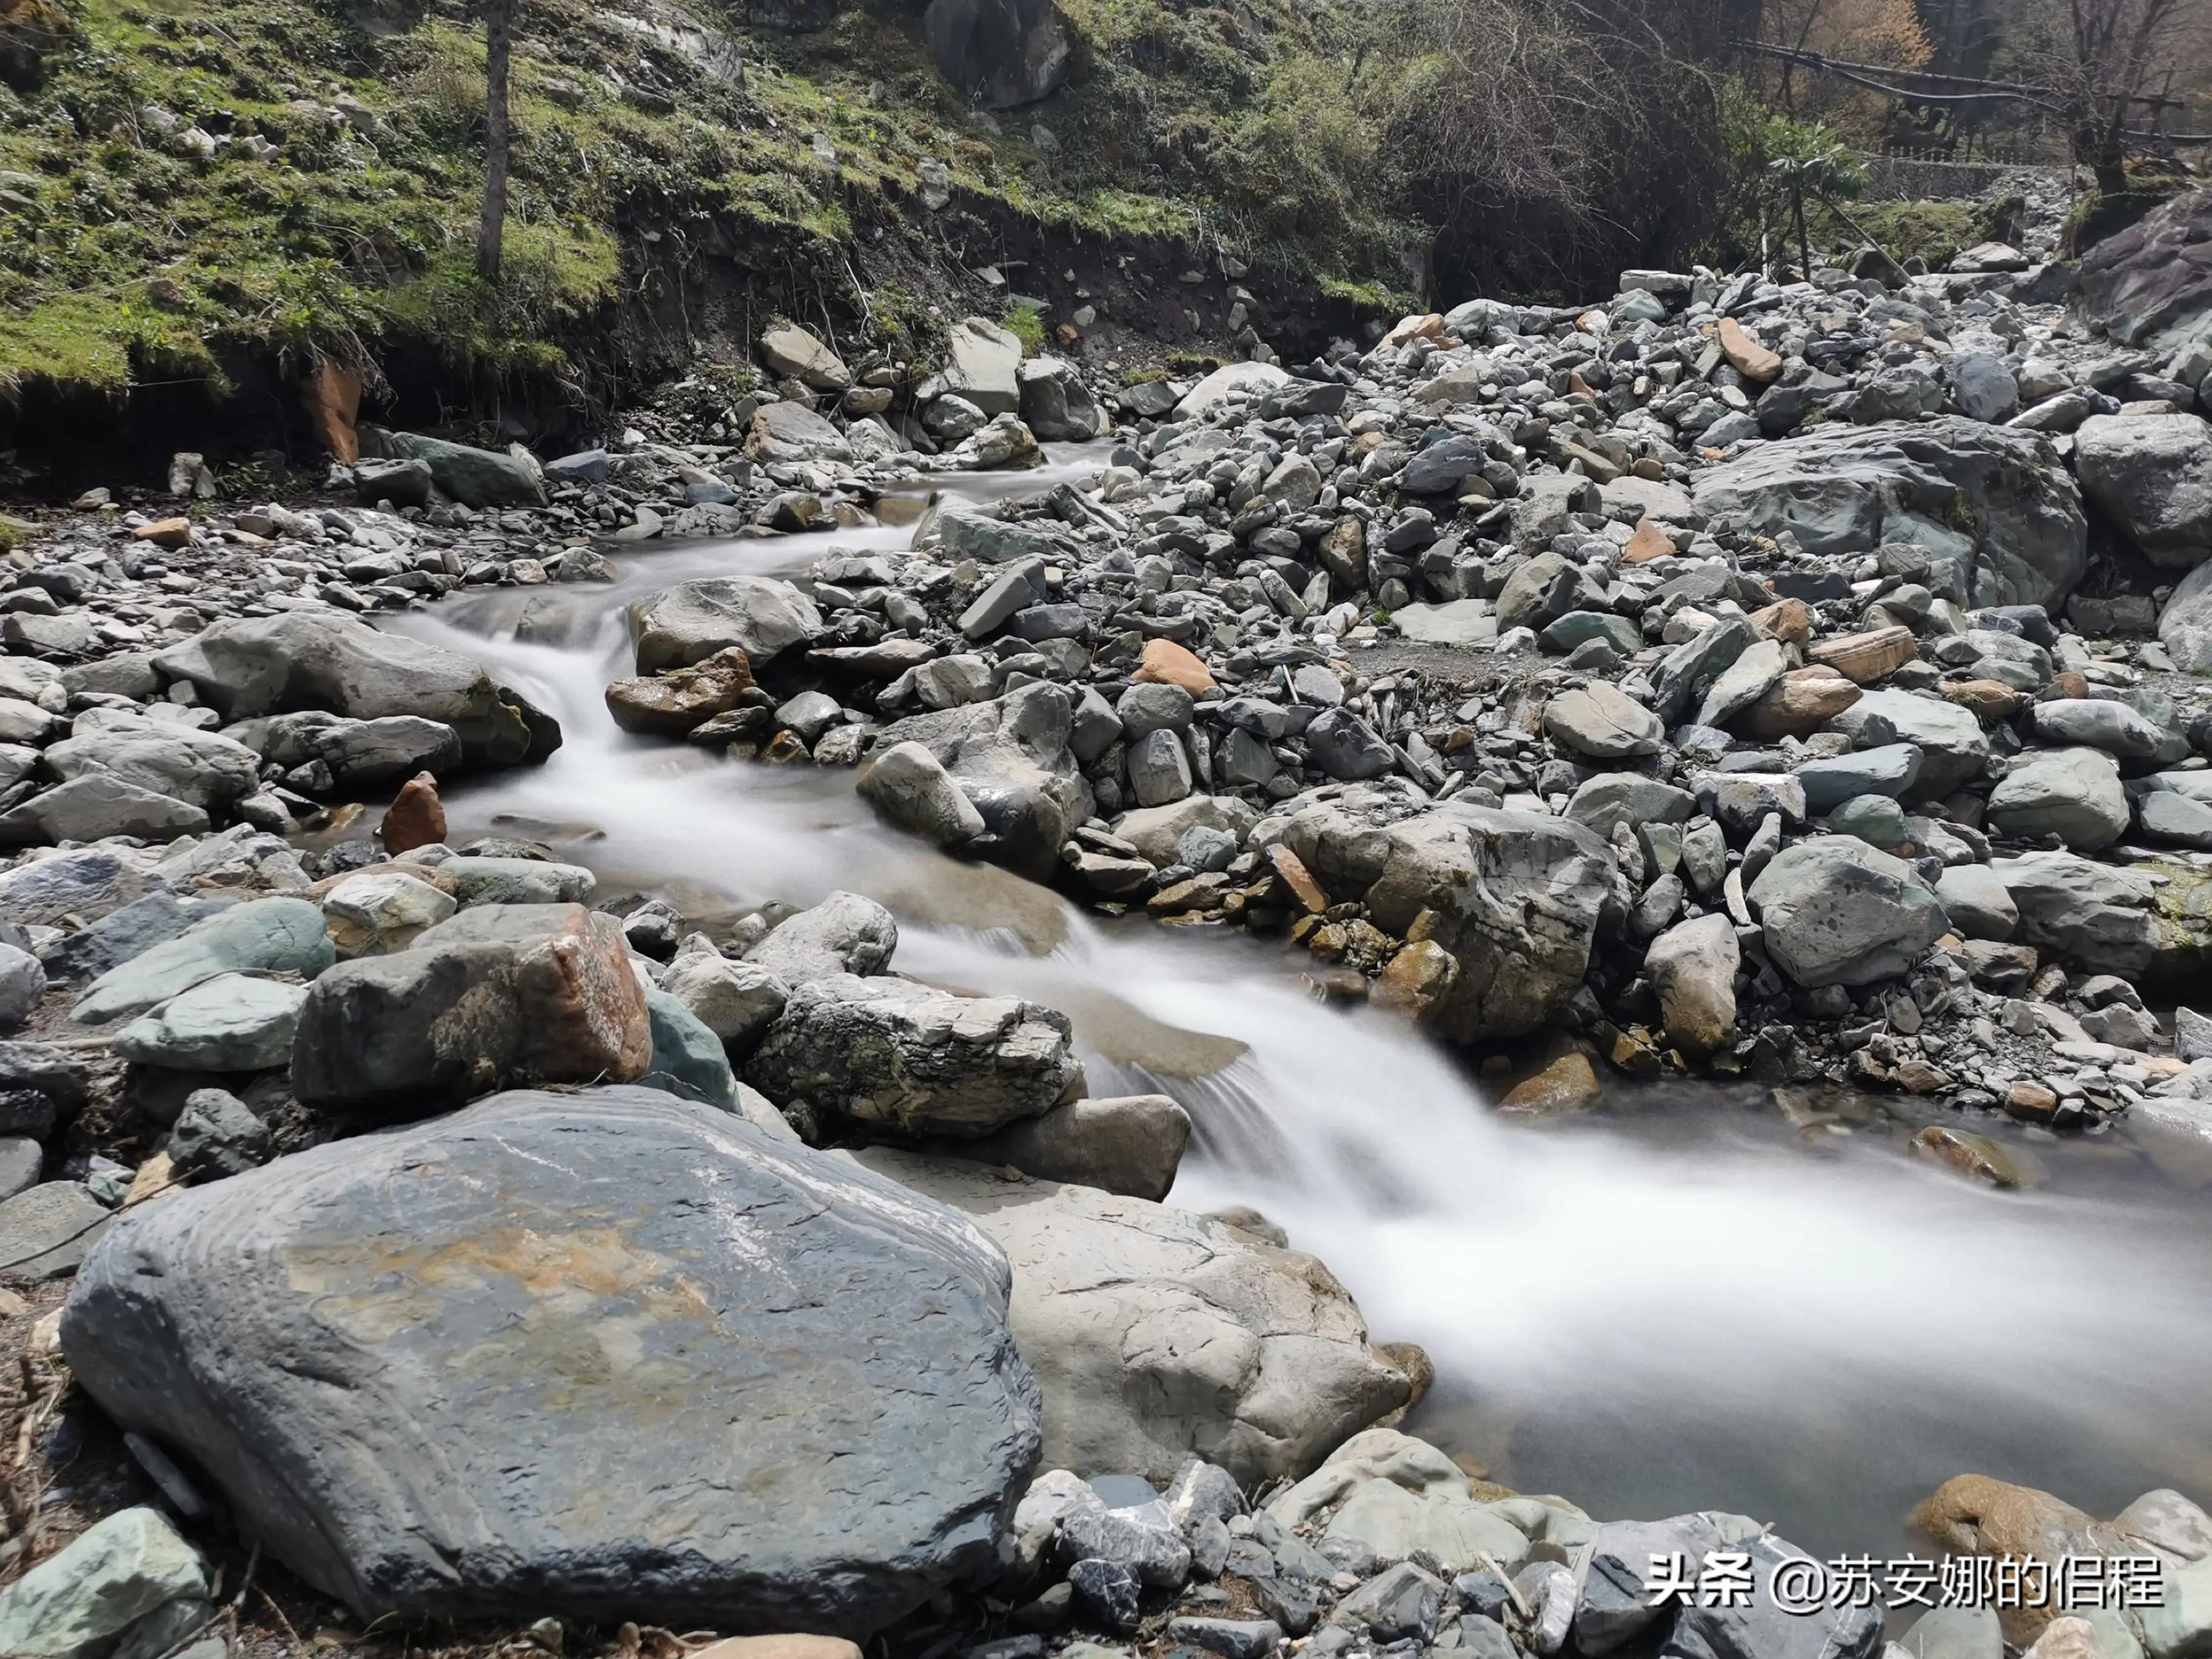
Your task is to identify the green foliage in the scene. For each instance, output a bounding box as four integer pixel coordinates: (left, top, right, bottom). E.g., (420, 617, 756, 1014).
(1003, 300, 1045, 357)
(1809, 197, 1976, 266)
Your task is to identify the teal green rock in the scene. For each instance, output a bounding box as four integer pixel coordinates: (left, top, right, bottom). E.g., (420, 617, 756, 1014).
(0, 1506, 207, 1658)
(112, 974, 309, 1071)
(642, 985, 740, 1110)
(73, 898, 335, 1025)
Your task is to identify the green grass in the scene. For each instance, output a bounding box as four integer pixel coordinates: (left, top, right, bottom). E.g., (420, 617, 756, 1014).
(1004, 300, 1045, 355)
(0, 0, 1432, 403)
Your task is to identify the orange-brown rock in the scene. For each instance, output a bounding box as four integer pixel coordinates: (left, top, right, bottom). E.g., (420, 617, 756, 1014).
(2049, 669, 2091, 700)
(1941, 678, 2027, 719)
(604, 646, 756, 736)
(1748, 597, 1813, 646)
(1268, 844, 1330, 914)
(1910, 1473, 2128, 1644)
(131, 517, 192, 549)
(1373, 939, 1460, 1022)
(1911, 1125, 2037, 1189)
(1808, 625, 1917, 685)
(378, 771, 446, 854)
(1134, 637, 1217, 695)
(302, 358, 364, 464)
(1743, 666, 1860, 738)
(1622, 518, 1675, 563)
(1498, 1050, 1600, 1118)
(1717, 317, 1783, 382)
(1381, 313, 1446, 348)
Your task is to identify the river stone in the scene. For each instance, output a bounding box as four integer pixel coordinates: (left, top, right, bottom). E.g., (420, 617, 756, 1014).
(1696, 638, 1787, 728)
(859, 740, 989, 849)
(60, 1087, 1042, 1632)
(1989, 749, 2130, 851)
(1017, 356, 1101, 442)
(1175, 363, 1292, 423)
(1575, 1515, 1759, 1657)
(1934, 865, 2019, 940)
(46, 713, 261, 809)
(1990, 853, 2161, 979)
(1305, 708, 1396, 780)
(0, 1181, 113, 1279)
(759, 323, 851, 392)
(1746, 837, 1949, 988)
(660, 939, 788, 1055)
(1565, 775, 1696, 841)
(1544, 683, 1664, 759)
(290, 904, 651, 1115)
(603, 649, 756, 737)
(1280, 787, 1627, 1043)
(0, 847, 158, 930)
(167, 1086, 272, 1181)
(857, 1148, 1410, 1486)
(746, 890, 899, 984)
(0, 776, 210, 846)
(321, 871, 457, 956)
(113, 973, 309, 1071)
(929, 317, 1025, 415)
(73, 897, 335, 1025)
(2073, 415, 2212, 569)
(1794, 743, 1923, 813)
(154, 611, 559, 771)
(1269, 1431, 1534, 1577)
(871, 685, 1091, 882)
(1665, 1532, 1883, 1659)
(965, 1094, 1191, 1201)
(1116, 796, 1259, 865)
(379, 431, 546, 507)
(2163, 563, 2212, 672)
(2023, 698, 2168, 759)
(2140, 790, 2212, 850)
(1645, 913, 1739, 1055)
(1831, 690, 1991, 795)
(747, 974, 1076, 1138)
(628, 577, 824, 674)
(433, 856, 596, 907)
(640, 984, 742, 1110)
(0, 1506, 208, 1659)
(1689, 418, 2088, 608)
(230, 710, 464, 788)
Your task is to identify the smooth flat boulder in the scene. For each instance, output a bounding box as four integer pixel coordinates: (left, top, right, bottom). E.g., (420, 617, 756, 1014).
(857, 1148, 1409, 1486)
(378, 432, 546, 507)
(1991, 852, 2160, 980)
(964, 1094, 1191, 1201)
(1831, 689, 1991, 796)
(290, 903, 651, 1114)
(112, 973, 308, 1071)
(1689, 418, 2087, 608)
(0, 1181, 113, 1279)
(1174, 362, 1291, 423)
(1279, 786, 1626, 1044)
(154, 612, 558, 771)
(61, 1088, 1042, 1633)
(927, 318, 1025, 417)
(1989, 749, 2130, 851)
(626, 577, 823, 674)
(2162, 563, 2212, 672)
(746, 973, 1077, 1138)
(45, 712, 261, 809)
(73, 897, 334, 1025)
(745, 890, 899, 983)
(0, 776, 209, 846)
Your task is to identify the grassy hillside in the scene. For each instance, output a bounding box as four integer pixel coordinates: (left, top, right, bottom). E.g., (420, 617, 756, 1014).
(0, 0, 1431, 409)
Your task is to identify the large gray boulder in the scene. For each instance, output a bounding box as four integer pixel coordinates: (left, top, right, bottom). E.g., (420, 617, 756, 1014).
(1018, 357, 1101, 441)
(44, 711, 261, 809)
(1988, 748, 2130, 851)
(61, 1088, 1042, 1632)
(858, 1148, 1410, 1486)
(153, 612, 559, 771)
(2162, 562, 2212, 672)
(627, 577, 823, 674)
(923, 318, 1025, 417)
(746, 973, 1078, 1138)
(922, 0, 1071, 110)
(1278, 785, 1627, 1044)
(1745, 837, 1949, 988)
(2076, 189, 2212, 350)
(1829, 689, 1991, 796)
(746, 890, 900, 984)
(1689, 418, 2088, 608)
(377, 432, 546, 508)
(1991, 851, 2162, 979)
(871, 684, 1091, 881)
(2073, 414, 2212, 569)
(290, 904, 652, 1114)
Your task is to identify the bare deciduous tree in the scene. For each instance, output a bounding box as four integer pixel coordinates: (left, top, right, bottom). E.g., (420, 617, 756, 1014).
(476, 0, 515, 283)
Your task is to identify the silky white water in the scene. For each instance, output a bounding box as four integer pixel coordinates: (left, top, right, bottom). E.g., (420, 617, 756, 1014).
(390, 462, 2212, 1556)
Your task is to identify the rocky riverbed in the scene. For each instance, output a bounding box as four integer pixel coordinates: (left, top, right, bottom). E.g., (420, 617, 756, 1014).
(1, 193, 2211, 1659)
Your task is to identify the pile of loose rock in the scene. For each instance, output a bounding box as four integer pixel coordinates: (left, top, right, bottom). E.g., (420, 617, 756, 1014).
(2, 192, 2212, 1658)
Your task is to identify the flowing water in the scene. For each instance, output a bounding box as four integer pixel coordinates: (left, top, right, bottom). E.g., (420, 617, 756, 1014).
(392, 457, 2212, 1559)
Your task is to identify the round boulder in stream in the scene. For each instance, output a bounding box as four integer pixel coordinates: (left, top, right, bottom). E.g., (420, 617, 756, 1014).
(59, 1086, 1044, 1633)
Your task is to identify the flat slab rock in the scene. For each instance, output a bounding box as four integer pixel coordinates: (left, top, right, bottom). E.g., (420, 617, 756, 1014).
(61, 1087, 1042, 1633)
